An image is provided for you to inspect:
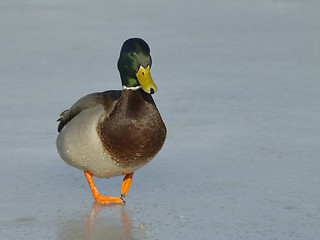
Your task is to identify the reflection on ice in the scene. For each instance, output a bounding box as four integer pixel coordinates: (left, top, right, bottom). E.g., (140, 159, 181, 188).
(58, 203, 142, 240)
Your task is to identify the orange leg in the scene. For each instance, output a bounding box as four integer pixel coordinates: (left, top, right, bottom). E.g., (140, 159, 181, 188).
(84, 171, 124, 205)
(121, 172, 134, 198)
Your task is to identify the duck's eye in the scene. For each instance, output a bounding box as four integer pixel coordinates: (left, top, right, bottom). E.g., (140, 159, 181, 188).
(142, 71, 145, 76)
(130, 52, 134, 57)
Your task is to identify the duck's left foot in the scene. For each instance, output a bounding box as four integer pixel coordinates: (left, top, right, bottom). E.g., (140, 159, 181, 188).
(120, 172, 134, 198)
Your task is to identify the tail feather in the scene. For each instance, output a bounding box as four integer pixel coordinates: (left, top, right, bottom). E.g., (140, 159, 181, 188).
(57, 109, 68, 131)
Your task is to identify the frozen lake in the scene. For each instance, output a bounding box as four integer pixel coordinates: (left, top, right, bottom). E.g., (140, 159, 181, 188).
(0, 0, 319, 239)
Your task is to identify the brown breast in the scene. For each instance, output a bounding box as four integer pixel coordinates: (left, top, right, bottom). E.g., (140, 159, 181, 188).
(97, 89, 167, 168)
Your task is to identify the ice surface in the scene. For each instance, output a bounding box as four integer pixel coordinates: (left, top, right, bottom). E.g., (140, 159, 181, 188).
(0, 0, 319, 239)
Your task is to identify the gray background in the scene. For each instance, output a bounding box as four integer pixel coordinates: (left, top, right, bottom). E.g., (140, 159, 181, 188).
(0, 0, 319, 239)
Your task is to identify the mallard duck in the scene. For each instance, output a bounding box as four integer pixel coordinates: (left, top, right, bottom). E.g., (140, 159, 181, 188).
(56, 38, 166, 204)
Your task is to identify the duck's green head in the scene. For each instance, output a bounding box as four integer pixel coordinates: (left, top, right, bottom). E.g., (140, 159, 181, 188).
(117, 38, 157, 94)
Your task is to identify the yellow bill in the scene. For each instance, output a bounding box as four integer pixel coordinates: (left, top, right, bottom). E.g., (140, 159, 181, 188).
(136, 65, 157, 94)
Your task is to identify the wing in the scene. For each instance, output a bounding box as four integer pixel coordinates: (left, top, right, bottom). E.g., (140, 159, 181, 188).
(57, 90, 122, 132)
